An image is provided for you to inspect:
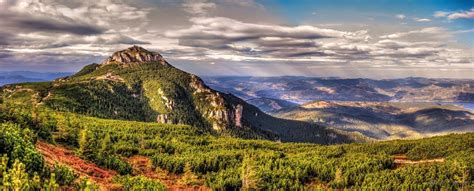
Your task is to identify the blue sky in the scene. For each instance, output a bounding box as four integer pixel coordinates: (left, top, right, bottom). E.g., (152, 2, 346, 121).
(265, 0, 474, 45)
(0, 0, 473, 78)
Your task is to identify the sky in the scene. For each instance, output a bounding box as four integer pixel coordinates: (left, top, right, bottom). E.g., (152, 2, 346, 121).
(0, 0, 473, 79)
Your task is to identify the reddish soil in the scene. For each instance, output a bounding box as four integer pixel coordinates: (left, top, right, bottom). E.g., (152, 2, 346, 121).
(393, 155, 444, 168)
(36, 141, 121, 190)
(36, 141, 210, 191)
(127, 155, 210, 191)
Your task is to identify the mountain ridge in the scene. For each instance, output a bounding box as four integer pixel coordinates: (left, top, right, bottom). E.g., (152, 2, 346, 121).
(1, 46, 352, 144)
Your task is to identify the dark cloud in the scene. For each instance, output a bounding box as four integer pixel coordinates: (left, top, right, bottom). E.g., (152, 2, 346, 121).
(0, 32, 12, 45)
(0, 50, 13, 59)
(16, 19, 104, 35)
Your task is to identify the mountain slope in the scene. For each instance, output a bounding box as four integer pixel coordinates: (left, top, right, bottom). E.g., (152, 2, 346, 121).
(1, 46, 351, 144)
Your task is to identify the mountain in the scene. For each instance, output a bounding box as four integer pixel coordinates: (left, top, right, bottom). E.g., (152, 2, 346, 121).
(203, 76, 474, 103)
(1, 46, 351, 144)
(0, 71, 72, 86)
(246, 97, 298, 113)
(275, 101, 474, 140)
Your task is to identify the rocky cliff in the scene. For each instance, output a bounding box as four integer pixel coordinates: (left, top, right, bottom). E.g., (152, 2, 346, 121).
(102, 46, 168, 66)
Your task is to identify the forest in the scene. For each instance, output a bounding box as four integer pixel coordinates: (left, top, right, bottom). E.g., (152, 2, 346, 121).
(0, 100, 472, 190)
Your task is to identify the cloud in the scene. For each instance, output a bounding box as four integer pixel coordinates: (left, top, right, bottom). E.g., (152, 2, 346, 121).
(447, 8, 474, 20)
(433, 8, 474, 20)
(0, 0, 473, 78)
(182, 0, 216, 15)
(396, 14, 406, 20)
(0, 0, 152, 62)
(164, 17, 374, 61)
(414, 18, 431, 22)
(434, 11, 449, 18)
(379, 27, 447, 39)
(16, 19, 104, 35)
(166, 17, 370, 41)
(162, 16, 473, 70)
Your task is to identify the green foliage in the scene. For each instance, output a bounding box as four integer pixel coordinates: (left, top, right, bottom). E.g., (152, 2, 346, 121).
(75, 178, 99, 191)
(0, 123, 44, 174)
(52, 163, 78, 186)
(114, 175, 166, 191)
(0, 98, 473, 190)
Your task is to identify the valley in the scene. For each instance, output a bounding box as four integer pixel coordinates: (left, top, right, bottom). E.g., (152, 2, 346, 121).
(205, 76, 474, 140)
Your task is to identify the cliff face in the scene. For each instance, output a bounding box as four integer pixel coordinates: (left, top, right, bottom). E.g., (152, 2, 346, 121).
(102, 46, 168, 66)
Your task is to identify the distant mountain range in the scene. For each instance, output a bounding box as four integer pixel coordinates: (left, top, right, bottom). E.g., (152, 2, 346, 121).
(203, 76, 474, 104)
(203, 76, 474, 140)
(0, 71, 72, 86)
(275, 101, 474, 140)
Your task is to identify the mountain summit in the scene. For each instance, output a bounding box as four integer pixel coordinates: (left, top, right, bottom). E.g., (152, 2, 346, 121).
(102, 46, 168, 65)
(1, 46, 352, 144)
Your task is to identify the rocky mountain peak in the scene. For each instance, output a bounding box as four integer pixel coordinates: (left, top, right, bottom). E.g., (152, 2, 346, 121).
(101, 45, 168, 65)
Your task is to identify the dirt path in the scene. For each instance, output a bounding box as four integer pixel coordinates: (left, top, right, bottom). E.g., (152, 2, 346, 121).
(36, 141, 120, 190)
(393, 155, 444, 167)
(127, 156, 210, 191)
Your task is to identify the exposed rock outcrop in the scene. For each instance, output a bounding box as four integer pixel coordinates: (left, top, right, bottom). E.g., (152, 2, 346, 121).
(102, 46, 168, 65)
(189, 74, 244, 130)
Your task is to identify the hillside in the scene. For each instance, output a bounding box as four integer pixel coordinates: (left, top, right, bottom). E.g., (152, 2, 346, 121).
(275, 101, 474, 140)
(0, 103, 472, 190)
(0, 46, 351, 144)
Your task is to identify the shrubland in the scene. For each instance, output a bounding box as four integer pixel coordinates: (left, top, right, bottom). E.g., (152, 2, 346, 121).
(0, 101, 472, 190)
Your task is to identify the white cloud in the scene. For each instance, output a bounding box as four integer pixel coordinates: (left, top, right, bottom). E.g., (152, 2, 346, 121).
(396, 14, 406, 20)
(166, 17, 371, 41)
(379, 27, 447, 39)
(434, 11, 449, 18)
(433, 8, 474, 20)
(447, 8, 474, 20)
(414, 18, 431, 22)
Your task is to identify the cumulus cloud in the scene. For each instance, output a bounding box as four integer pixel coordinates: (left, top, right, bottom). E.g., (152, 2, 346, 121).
(162, 16, 474, 69)
(0, 0, 152, 59)
(164, 17, 375, 61)
(0, 0, 473, 78)
(433, 8, 474, 20)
